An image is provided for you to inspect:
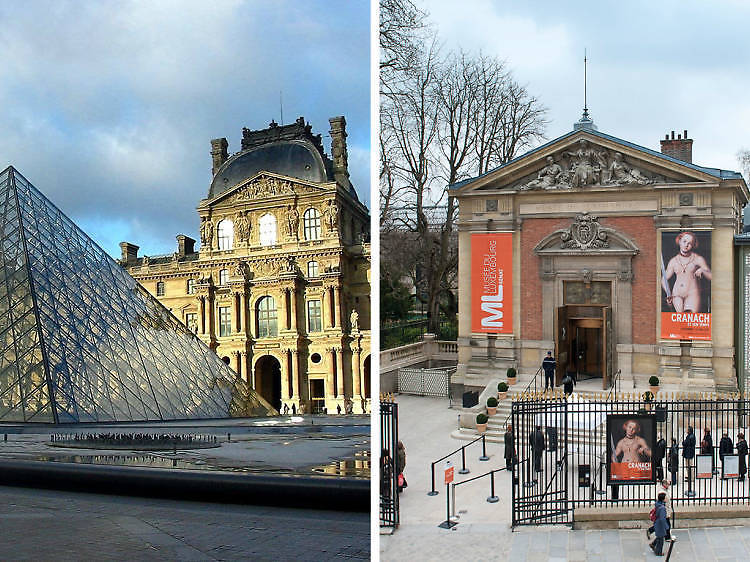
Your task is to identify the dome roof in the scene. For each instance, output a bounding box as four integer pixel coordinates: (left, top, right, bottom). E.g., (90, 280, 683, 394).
(208, 139, 330, 199)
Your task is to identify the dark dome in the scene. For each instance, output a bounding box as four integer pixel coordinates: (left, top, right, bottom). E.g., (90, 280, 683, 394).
(208, 140, 330, 199)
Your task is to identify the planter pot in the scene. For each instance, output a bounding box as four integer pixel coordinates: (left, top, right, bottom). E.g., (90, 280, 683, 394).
(498, 391, 508, 400)
(650, 385, 660, 395)
(476, 423, 488, 434)
(507, 377, 517, 386)
(487, 406, 497, 416)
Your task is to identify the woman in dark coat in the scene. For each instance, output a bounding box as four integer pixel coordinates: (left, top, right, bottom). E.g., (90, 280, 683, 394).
(737, 432, 748, 481)
(396, 441, 407, 492)
(667, 437, 679, 486)
(649, 493, 669, 556)
(719, 432, 733, 477)
(504, 424, 515, 470)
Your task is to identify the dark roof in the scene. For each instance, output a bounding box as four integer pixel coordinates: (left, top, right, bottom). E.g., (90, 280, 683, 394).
(449, 127, 744, 191)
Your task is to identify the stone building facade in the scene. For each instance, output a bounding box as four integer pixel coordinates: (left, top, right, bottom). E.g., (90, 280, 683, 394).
(452, 115, 748, 393)
(121, 117, 371, 414)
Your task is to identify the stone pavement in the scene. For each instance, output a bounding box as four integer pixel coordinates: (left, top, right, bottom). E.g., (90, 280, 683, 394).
(380, 394, 750, 561)
(0, 484, 369, 561)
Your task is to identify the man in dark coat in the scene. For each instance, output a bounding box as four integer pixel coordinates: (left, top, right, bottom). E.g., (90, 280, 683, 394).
(531, 425, 545, 472)
(667, 437, 679, 486)
(654, 435, 667, 481)
(737, 432, 748, 481)
(542, 351, 556, 390)
(504, 424, 515, 470)
(719, 432, 733, 478)
(683, 426, 696, 483)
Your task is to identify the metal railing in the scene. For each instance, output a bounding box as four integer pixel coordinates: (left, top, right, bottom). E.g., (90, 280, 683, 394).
(450, 467, 507, 517)
(427, 434, 489, 496)
(606, 369, 622, 401)
(503, 366, 542, 429)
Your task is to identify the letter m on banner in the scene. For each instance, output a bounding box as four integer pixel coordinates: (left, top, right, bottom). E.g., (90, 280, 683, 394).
(471, 233, 513, 334)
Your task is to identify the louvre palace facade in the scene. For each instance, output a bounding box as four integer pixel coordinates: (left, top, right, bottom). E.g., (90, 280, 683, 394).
(121, 117, 371, 414)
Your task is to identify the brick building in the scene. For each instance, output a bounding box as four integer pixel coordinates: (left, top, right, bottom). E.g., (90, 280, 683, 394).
(451, 114, 748, 393)
(121, 117, 371, 414)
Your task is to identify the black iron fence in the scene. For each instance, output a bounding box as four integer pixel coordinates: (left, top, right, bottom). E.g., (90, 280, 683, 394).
(511, 390, 750, 527)
(380, 399, 399, 528)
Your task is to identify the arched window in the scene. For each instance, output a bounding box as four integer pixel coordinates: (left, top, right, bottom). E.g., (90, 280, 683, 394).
(256, 296, 278, 338)
(217, 219, 234, 250)
(307, 260, 319, 278)
(218, 269, 229, 285)
(156, 281, 165, 296)
(259, 213, 277, 246)
(303, 208, 321, 240)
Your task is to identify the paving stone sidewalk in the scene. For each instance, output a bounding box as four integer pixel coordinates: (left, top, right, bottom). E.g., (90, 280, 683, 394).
(0, 485, 369, 561)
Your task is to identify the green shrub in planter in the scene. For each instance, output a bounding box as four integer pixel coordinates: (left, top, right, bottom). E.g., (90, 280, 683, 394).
(476, 413, 489, 424)
(506, 367, 517, 379)
(497, 381, 509, 392)
(487, 396, 498, 407)
(649, 376, 660, 386)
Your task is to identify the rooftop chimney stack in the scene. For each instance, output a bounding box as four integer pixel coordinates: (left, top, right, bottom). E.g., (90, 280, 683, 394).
(210, 138, 229, 176)
(328, 116, 350, 187)
(660, 129, 693, 163)
(119, 242, 139, 265)
(176, 235, 195, 258)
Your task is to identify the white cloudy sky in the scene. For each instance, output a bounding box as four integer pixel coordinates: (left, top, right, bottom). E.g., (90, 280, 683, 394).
(423, 0, 750, 176)
(0, 1, 370, 258)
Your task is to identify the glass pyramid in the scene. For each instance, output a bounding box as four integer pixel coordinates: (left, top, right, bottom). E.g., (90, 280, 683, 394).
(0, 166, 275, 422)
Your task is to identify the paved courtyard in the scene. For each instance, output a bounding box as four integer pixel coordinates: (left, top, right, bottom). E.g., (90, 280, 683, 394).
(380, 394, 750, 561)
(0, 485, 369, 561)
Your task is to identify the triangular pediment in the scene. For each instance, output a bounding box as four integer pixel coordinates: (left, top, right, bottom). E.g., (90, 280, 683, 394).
(199, 171, 334, 210)
(454, 130, 728, 195)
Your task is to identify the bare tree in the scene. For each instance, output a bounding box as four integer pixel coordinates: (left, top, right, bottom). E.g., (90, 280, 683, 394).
(380, 2, 548, 333)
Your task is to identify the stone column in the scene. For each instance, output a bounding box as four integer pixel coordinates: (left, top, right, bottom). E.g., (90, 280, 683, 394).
(335, 347, 344, 399)
(234, 350, 242, 379)
(207, 292, 216, 348)
(280, 351, 289, 406)
(242, 351, 251, 386)
(290, 286, 298, 332)
(247, 295, 255, 338)
(322, 286, 331, 329)
(234, 292, 242, 333)
(291, 350, 300, 404)
(333, 285, 342, 329)
(353, 346, 362, 413)
(198, 296, 206, 335)
(326, 347, 336, 408)
(278, 290, 286, 332)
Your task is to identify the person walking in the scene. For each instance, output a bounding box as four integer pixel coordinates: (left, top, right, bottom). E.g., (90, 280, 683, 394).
(649, 492, 670, 556)
(683, 426, 696, 482)
(647, 481, 672, 542)
(531, 425, 545, 473)
(396, 441, 407, 492)
(654, 434, 667, 481)
(542, 351, 556, 391)
(504, 424, 516, 470)
(702, 427, 715, 473)
(719, 432, 733, 478)
(667, 437, 679, 486)
(737, 432, 748, 481)
(562, 372, 574, 396)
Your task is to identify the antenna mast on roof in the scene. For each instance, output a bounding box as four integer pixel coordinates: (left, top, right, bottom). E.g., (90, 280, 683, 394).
(583, 48, 589, 119)
(574, 49, 597, 131)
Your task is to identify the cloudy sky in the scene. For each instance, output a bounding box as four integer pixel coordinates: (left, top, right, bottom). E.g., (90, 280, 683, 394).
(424, 0, 750, 178)
(0, 1, 370, 258)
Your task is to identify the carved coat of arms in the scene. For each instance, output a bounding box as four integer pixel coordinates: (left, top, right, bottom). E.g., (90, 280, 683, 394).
(560, 213, 609, 250)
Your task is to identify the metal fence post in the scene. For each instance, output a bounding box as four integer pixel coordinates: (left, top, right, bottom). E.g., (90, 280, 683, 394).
(479, 434, 489, 461)
(487, 470, 499, 503)
(428, 461, 438, 496)
(459, 446, 470, 474)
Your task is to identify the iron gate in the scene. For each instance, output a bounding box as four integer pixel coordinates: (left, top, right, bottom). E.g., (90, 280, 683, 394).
(511, 391, 750, 527)
(380, 399, 399, 528)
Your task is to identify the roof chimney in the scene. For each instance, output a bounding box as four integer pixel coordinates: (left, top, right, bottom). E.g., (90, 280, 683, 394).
(328, 116, 350, 187)
(119, 242, 139, 265)
(176, 235, 195, 258)
(660, 129, 692, 163)
(210, 138, 229, 176)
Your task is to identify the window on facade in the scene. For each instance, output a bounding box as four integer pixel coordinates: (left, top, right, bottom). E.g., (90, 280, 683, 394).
(218, 306, 231, 337)
(303, 208, 321, 240)
(256, 296, 278, 338)
(185, 312, 198, 333)
(307, 260, 319, 278)
(156, 281, 165, 296)
(217, 219, 234, 250)
(219, 269, 229, 286)
(307, 299, 322, 333)
(259, 213, 277, 246)
(186, 278, 195, 295)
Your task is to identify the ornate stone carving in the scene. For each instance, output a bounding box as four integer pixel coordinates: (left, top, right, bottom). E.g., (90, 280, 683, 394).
(285, 205, 300, 239)
(560, 213, 609, 250)
(516, 141, 660, 190)
(234, 212, 250, 244)
(200, 217, 214, 247)
(284, 255, 298, 273)
(252, 259, 280, 278)
(234, 260, 248, 279)
(581, 268, 593, 284)
(324, 200, 339, 233)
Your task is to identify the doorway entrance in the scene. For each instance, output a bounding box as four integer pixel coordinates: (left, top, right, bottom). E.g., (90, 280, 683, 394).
(309, 379, 325, 413)
(255, 355, 282, 411)
(556, 305, 612, 389)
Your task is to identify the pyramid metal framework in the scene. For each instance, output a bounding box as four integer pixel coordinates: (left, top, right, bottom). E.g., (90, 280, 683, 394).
(0, 166, 275, 423)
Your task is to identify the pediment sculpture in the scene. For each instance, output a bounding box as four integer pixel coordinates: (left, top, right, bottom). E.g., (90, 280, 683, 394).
(560, 213, 609, 250)
(517, 140, 662, 191)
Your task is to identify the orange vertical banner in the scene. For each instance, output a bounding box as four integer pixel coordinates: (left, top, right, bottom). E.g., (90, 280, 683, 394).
(471, 233, 513, 334)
